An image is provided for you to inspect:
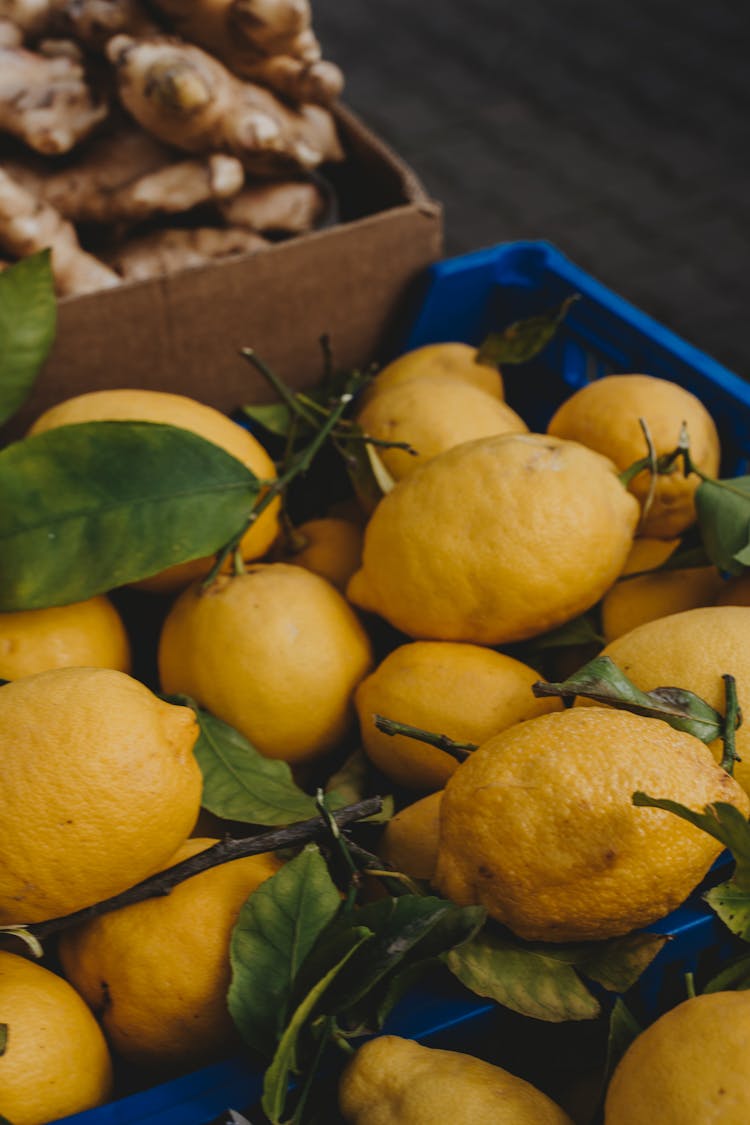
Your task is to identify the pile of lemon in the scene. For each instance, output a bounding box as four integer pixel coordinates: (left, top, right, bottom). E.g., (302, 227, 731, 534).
(1, 343, 749, 1125)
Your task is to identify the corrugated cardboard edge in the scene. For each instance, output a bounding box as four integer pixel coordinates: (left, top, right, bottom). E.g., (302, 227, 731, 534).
(5, 104, 443, 438)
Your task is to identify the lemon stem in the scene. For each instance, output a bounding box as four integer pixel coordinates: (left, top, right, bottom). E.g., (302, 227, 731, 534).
(315, 789, 359, 912)
(720, 673, 742, 776)
(21, 797, 382, 944)
(684, 971, 696, 999)
(374, 714, 477, 761)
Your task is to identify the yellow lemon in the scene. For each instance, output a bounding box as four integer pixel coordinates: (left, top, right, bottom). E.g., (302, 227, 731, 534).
(0, 951, 113, 1125)
(159, 564, 373, 763)
(0, 595, 131, 680)
(0, 667, 202, 924)
(28, 388, 281, 592)
(547, 373, 720, 538)
(275, 516, 363, 591)
(434, 707, 748, 941)
(601, 537, 723, 642)
(59, 838, 281, 1070)
(360, 342, 504, 406)
(378, 792, 443, 881)
(348, 433, 639, 644)
(600, 605, 750, 794)
(605, 991, 750, 1123)
(339, 1035, 573, 1124)
(355, 374, 527, 480)
(355, 641, 561, 791)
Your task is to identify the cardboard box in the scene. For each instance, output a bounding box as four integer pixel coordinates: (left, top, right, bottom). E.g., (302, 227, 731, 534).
(4, 105, 442, 440)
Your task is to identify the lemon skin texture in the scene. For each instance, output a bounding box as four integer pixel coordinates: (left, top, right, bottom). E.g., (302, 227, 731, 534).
(0, 951, 113, 1125)
(434, 707, 748, 941)
(348, 432, 640, 645)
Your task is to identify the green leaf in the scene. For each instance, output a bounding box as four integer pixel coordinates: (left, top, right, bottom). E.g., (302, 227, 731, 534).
(228, 844, 342, 1057)
(632, 795, 750, 886)
(444, 929, 601, 1022)
(0, 251, 56, 427)
(261, 930, 371, 1125)
(476, 294, 579, 368)
(704, 880, 750, 942)
(0, 421, 260, 610)
(515, 612, 603, 654)
(535, 655, 724, 744)
(241, 401, 293, 439)
(185, 702, 319, 826)
(695, 475, 750, 576)
(703, 952, 750, 992)
(574, 931, 668, 993)
(325, 749, 394, 824)
(604, 998, 641, 1085)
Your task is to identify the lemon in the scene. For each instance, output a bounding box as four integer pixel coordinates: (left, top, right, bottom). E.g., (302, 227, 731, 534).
(605, 991, 750, 1123)
(0, 951, 113, 1125)
(434, 707, 748, 941)
(339, 1035, 573, 1124)
(159, 563, 373, 764)
(347, 433, 639, 644)
(0, 667, 202, 924)
(0, 595, 131, 680)
(547, 373, 720, 538)
(28, 388, 281, 592)
(600, 605, 750, 794)
(355, 374, 527, 481)
(59, 838, 281, 1070)
(355, 641, 560, 791)
(360, 342, 504, 406)
(601, 537, 722, 642)
(275, 516, 363, 591)
(378, 792, 443, 881)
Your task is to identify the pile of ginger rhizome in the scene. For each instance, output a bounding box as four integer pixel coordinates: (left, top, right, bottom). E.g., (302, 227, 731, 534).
(0, 0, 345, 295)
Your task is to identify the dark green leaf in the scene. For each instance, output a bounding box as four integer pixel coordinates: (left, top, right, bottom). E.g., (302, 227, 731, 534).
(604, 998, 641, 1085)
(444, 929, 600, 1022)
(228, 844, 342, 1056)
(633, 795, 750, 887)
(261, 930, 371, 1125)
(0, 421, 260, 610)
(476, 294, 579, 368)
(695, 475, 750, 576)
(704, 880, 750, 942)
(241, 401, 294, 439)
(703, 952, 750, 992)
(535, 655, 724, 743)
(574, 931, 668, 993)
(187, 703, 319, 825)
(0, 1023, 6, 1056)
(516, 613, 603, 653)
(0, 251, 56, 427)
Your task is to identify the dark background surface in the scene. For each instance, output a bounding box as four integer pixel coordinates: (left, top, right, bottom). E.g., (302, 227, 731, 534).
(315, 0, 750, 377)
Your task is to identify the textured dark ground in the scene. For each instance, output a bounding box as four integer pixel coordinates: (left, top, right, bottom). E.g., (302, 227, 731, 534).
(315, 0, 750, 376)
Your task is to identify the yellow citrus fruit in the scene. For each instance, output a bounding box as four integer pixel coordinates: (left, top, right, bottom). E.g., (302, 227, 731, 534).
(339, 1035, 573, 1124)
(28, 388, 281, 593)
(347, 433, 639, 645)
(600, 605, 750, 794)
(355, 374, 527, 481)
(0, 595, 131, 680)
(276, 517, 363, 591)
(547, 374, 720, 538)
(434, 707, 748, 941)
(0, 667, 202, 924)
(360, 342, 504, 406)
(59, 838, 281, 1070)
(355, 641, 561, 791)
(601, 537, 723, 642)
(715, 572, 750, 606)
(0, 950, 113, 1125)
(378, 792, 443, 881)
(159, 563, 373, 763)
(605, 991, 750, 1124)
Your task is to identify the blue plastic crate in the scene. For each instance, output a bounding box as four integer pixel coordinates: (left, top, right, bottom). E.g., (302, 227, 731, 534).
(59, 241, 750, 1124)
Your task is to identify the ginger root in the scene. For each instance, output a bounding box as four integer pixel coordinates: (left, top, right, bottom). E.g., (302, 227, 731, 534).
(219, 178, 325, 234)
(105, 224, 268, 281)
(0, 42, 108, 153)
(5, 127, 245, 223)
(106, 34, 342, 174)
(0, 168, 120, 295)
